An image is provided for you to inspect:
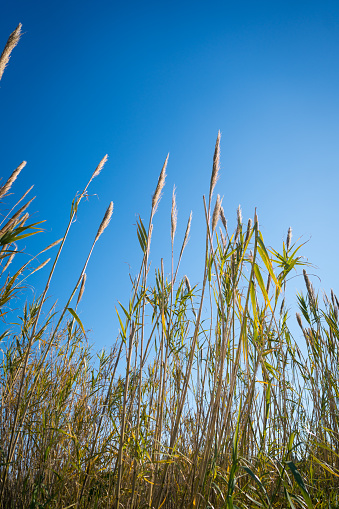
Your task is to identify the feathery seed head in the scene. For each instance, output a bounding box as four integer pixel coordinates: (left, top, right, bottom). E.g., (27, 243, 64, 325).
(237, 204, 242, 225)
(254, 210, 259, 229)
(0, 23, 22, 82)
(296, 312, 303, 330)
(323, 293, 330, 307)
(182, 211, 192, 252)
(212, 194, 221, 232)
(95, 202, 113, 242)
(184, 275, 191, 294)
(40, 239, 63, 254)
(303, 269, 315, 304)
(280, 298, 285, 315)
(19, 213, 29, 226)
(219, 227, 226, 248)
(266, 273, 271, 294)
(220, 206, 227, 232)
(31, 258, 50, 275)
(245, 218, 252, 244)
(209, 131, 221, 199)
(331, 289, 336, 306)
(286, 227, 292, 251)
(152, 154, 168, 213)
(2, 246, 17, 274)
(171, 185, 178, 245)
(77, 274, 87, 306)
(92, 154, 108, 180)
(0, 161, 26, 201)
(0, 197, 35, 237)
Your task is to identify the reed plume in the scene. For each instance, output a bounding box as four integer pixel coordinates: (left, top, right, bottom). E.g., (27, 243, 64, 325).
(209, 131, 220, 200)
(152, 155, 168, 213)
(286, 226, 292, 250)
(220, 206, 227, 232)
(0, 23, 22, 81)
(91, 154, 108, 180)
(0, 161, 26, 201)
(212, 194, 221, 232)
(95, 202, 114, 242)
(77, 273, 87, 306)
(171, 185, 177, 245)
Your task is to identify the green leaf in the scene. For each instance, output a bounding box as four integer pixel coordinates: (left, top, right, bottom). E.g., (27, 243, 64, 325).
(136, 215, 147, 253)
(67, 308, 86, 336)
(253, 263, 273, 313)
(242, 465, 272, 508)
(115, 307, 127, 340)
(257, 234, 280, 291)
(250, 280, 258, 324)
(286, 461, 313, 509)
(284, 487, 297, 509)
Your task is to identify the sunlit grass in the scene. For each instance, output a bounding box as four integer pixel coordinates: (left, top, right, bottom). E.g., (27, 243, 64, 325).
(1, 24, 339, 509)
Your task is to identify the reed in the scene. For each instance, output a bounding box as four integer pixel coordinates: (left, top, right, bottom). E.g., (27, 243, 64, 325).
(1, 24, 339, 509)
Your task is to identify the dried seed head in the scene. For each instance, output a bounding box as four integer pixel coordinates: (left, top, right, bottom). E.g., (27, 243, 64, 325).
(209, 131, 221, 199)
(19, 213, 29, 226)
(212, 195, 221, 232)
(334, 305, 338, 322)
(220, 206, 227, 232)
(182, 211, 192, 253)
(245, 218, 252, 244)
(254, 210, 259, 229)
(152, 154, 168, 213)
(266, 273, 271, 294)
(323, 293, 330, 307)
(303, 269, 315, 304)
(1, 246, 17, 274)
(0, 161, 26, 201)
(286, 227, 292, 251)
(184, 275, 191, 294)
(31, 258, 50, 275)
(77, 273, 87, 306)
(15, 185, 34, 208)
(219, 227, 225, 248)
(40, 238, 63, 255)
(0, 197, 35, 236)
(171, 185, 177, 245)
(280, 298, 285, 315)
(91, 154, 108, 179)
(331, 289, 336, 306)
(0, 23, 22, 82)
(95, 202, 113, 242)
(296, 312, 303, 329)
(237, 204, 242, 225)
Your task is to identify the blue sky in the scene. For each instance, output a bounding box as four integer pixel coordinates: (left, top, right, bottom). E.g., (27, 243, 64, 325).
(1, 0, 339, 348)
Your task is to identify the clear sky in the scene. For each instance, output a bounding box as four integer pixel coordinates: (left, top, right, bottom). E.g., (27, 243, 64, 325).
(1, 0, 339, 349)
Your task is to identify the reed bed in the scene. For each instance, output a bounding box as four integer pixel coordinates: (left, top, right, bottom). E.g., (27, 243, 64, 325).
(1, 24, 339, 509)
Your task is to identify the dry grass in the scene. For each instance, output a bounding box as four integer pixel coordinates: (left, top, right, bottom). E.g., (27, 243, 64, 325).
(1, 24, 339, 509)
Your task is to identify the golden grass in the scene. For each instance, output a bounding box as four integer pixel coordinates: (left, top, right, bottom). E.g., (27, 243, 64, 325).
(1, 24, 339, 509)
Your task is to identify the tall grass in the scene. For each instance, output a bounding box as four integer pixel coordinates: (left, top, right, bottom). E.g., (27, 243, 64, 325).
(1, 24, 339, 509)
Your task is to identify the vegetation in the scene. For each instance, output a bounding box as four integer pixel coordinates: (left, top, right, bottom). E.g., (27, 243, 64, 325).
(1, 24, 339, 509)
